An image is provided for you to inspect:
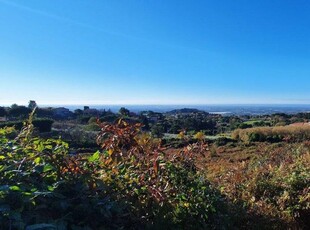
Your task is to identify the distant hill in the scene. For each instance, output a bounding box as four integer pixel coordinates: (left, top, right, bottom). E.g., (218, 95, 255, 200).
(166, 108, 208, 114)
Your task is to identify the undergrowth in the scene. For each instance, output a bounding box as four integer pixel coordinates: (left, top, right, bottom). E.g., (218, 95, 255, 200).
(206, 142, 310, 229)
(1, 113, 308, 229)
(0, 116, 229, 229)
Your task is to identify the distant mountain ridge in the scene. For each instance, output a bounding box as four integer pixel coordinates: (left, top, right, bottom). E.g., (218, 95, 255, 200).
(166, 108, 208, 114)
(38, 104, 310, 115)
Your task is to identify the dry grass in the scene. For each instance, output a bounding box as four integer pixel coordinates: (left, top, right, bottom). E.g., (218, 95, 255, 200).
(203, 141, 310, 228)
(232, 125, 310, 143)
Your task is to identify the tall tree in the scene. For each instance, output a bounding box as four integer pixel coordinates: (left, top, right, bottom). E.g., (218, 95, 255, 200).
(8, 105, 31, 119)
(28, 100, 37, 110)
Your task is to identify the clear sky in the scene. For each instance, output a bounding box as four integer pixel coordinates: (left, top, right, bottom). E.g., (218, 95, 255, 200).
(0, 0, 309, 105)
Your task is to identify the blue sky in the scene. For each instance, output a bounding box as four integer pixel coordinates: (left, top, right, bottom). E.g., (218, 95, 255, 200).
(0, 0, 309, 105)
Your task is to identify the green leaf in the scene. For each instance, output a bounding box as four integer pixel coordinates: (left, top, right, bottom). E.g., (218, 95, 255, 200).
(45, 145, 53, 150)
(88, 151, 100, 162)
(43, 164, 54, 173)
(34, 157, 41, 164)
(37, 143, 45, 152)
(47, 185, 54, 191)
(23, 192, 32, 196)
(9, 185, 21, 191)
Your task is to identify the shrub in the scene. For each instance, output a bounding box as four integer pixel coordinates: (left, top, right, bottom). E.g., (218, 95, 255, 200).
(214, 142, 310, 227)
(0, 120, 23, 130)
(32, 118, 54, 132)
(0, 117, 228, 229)
(96, 119, 226, 228)
(238, 123, 252, 129)
(0, 119, 53, 133)
(246, 144, 310, 226)
(84, 123, 100, 131)
(232, 125, 310, 143)
(194, 131, 205, 140)
(214, 137, 235, 146)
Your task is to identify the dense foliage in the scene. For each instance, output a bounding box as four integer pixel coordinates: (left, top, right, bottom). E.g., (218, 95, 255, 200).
(205, 142, 310, 228)
(0, 119, 54, 133)
(1, 108, 309, 229)
(0, 116, 228, 229)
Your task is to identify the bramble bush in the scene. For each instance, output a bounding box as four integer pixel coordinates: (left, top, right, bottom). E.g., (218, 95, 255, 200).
(94, 119, 228, 229)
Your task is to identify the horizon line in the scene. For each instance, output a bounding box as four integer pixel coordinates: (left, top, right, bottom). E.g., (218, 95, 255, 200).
(1, 102, 310, 107)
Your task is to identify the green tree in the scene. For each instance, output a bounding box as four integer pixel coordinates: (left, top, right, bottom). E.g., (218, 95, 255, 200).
(139, 115, 150, 130)
(36, 108, 53, 118)
(8, 105, 31, 119)
(119, 107, 130, 116)
(32, 118, 54, 132)
(74, 109, 83, 116)
(151, 124, 165, 138)
(28, 100, 37, 110)
(0, 106, 7, 117)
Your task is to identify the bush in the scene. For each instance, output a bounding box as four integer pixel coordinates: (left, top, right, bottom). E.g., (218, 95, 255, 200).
(0, 117, 228, 229)
(32, 118, 54, 132)
(214, 141, 310, 227)
(62, 126, 98, 148)
(214, 137, 235, 146)
(232, 125, 310, 143)
(238, 123, 252, 129)
(84, 123, 100, 131)
(96, 120, 227, 228)
(248, 132, 263, 142)
(0, 119, 53, 133)
(0, 120, 23, 130)
(77, 115, 91, 124)
(247, 144, 310, 226)
(99, 114, 119, 123)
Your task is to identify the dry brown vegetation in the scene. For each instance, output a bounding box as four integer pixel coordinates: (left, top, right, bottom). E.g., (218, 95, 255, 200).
(232, 125, 310, 143)
(1, 115, 309, 229)
(203, 141, 310, 228)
